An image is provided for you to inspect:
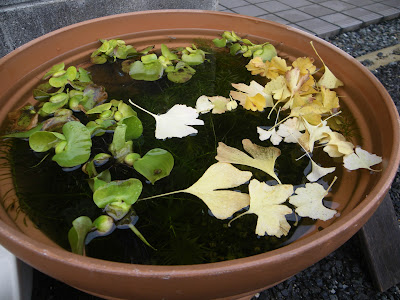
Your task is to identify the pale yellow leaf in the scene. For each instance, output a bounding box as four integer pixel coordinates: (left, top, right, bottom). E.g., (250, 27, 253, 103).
(247, 179, 293, 237)
(289, 182, 337, 221)
(215, 139, 281, 183)
(343, 147, 382, 171)
(184, 162, 252, 219)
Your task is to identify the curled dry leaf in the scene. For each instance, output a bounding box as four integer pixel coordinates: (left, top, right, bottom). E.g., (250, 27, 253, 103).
(310, 42, 343, 89)
(230, 179, 293, 238)
(301, 118, 332, 153)
(343, 147, 382, 171)
(215, 139, 281, 184)
(320, 131, 354, 158)
(289, 178, 337, 221)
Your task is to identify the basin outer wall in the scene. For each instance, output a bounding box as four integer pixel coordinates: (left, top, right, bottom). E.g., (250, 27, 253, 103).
(0, 10, 399, 300)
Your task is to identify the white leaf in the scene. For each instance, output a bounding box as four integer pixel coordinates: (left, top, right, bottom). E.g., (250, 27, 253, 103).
(289, 182, 337, 221)
(306, 160, 336, 182)
(257, 127, 282, 145)
(276, 117, 304, 143)
(343, 147, 382, 171)
(129, 100, 204, 139)
(196, 95, 214, 114)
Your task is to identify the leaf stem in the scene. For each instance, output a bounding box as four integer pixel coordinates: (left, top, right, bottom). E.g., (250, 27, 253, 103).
(128, 224, 157, 250)
(128, 99, 157, 118)
(325, 176, 338, 195)
(228, 211, 250, 227)
(138, 190, 184, 201)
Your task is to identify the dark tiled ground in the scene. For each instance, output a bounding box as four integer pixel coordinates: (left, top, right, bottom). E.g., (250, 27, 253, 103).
(218, 0, 400, 37)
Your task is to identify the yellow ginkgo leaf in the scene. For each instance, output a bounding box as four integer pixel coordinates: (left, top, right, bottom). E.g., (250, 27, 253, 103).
(343, 147, 382, 171)
(229, 179, 293, 237)
(265, 56, 292, 79)
(310, 42, 344, 89)
(315, 86, 340, 112)
(301, 118, 332, 153)
(264, 75, 291, 102)
(320, 131, 354, 157)
(306, 160, 336, 182)
(230, 81, 273, 111)
(209, 96, 230, 114)
(215, 139, 282, 183)
(246, 56, 268, 77)
(289, 178, 337, 221)
(292, 56, 316, 76)
(184, 162, 252, 219)
(141, 162, 252, 220)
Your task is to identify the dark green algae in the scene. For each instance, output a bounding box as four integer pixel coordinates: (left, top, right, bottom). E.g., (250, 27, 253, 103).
(6, 47, 325, 266)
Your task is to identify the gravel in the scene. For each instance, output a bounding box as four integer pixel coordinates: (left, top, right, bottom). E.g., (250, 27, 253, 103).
(31, 17, 400, 300)
(325, 18, 400, 58)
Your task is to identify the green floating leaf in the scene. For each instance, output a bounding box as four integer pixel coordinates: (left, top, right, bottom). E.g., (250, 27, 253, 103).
(166, 62, 196, 83)
(121, 115, 143, 140)
(182, 46, 205, 66)
(29, 131, 65, 152)
(93, 178, 143, 208)
(86, 103, 112, 114)
(109, 123, 133, 162)
(212, 37, 227, 48)
(161, 44, 178, 61)
(253, 44, 277, 62)
(129, 59, 164, 81)
(133, 148, 174, 184)
(68, 216, 93, 255)
(49, 73, 68, 88)
(1, 124, 43, 139)
(93, 215, 114, 233)
(78, 67, 92, 83)
(66, 66, 77, 81)
(43, 62, 65, 80)
(52, 121, 92, 167)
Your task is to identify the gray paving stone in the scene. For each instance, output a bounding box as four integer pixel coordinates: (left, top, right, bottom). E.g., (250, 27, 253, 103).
(276, 8, 314, 22)
(255, 1, 291, 13)
(276, 0, 314, 8)
(380, 0, 400, 7)
(217, 4, 227, 10)
(338, 0, 374, 5)
(321, 12, 363, 32)
(258, 13, 291, 24)
(319, 0, 355, 12)
(295, 18, 341, 37)
(219, 0, 248, 8)
(343, 7, 383, 25)
(364, 3, 400, 19)
(297, 4, 336, 17)
(286, 23, 315, 36)
(0, 0, 31, 6)
(232, 4, 267, 17)
(245, 0, 267, 3)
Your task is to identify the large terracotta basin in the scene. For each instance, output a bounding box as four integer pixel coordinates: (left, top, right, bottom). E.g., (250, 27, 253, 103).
(0, 10, 399, 300)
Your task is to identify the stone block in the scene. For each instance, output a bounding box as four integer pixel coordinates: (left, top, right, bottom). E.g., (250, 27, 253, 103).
(0, 0, 219, 57)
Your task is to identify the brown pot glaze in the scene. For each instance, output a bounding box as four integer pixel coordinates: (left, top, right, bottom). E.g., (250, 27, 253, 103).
(0, 10, 399, 300)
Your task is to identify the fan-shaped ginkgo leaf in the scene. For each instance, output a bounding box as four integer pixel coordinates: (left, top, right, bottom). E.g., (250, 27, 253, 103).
(289, 179, 337, 221)
(215, 139, 281, 183)
(229, 179, 293, 237)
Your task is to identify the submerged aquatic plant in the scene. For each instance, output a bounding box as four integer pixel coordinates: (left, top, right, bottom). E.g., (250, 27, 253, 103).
(0, 35, 383, 261)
